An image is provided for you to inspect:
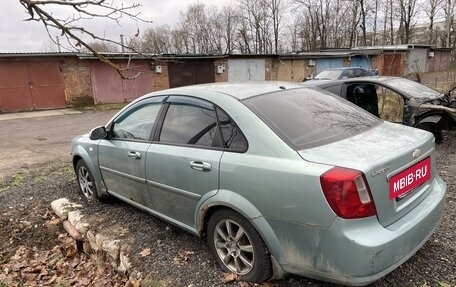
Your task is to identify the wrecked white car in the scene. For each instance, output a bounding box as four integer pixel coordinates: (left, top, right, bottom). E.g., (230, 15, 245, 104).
(307, 77, 456, 142)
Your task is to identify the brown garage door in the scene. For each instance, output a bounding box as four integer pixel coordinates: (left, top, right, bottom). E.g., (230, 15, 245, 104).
(168, 60, 215, 88)
(91, 61, 154, 104)
(382, 54, 403, 76)
(0, 61, 66, 112)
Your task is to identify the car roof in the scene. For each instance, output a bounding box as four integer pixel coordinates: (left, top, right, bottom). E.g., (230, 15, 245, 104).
(306, 76, 401, 88)
(319, 67, 368, 71)
(151, 81, 306, 100)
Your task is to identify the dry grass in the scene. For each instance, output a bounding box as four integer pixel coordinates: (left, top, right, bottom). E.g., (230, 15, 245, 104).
(420, 70, 456, 92)
(377, 90, 404, 123)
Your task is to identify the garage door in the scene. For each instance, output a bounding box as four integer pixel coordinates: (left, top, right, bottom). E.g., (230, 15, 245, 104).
(0, 61, 66, 112)
(91, 61, 154, 104)
(383, 54, 403, 76)
(168, 60, 215, 88)
(228, 59, 265, 81)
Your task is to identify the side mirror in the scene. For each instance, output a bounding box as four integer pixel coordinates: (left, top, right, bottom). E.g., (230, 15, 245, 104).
(89, 126, 107, 140)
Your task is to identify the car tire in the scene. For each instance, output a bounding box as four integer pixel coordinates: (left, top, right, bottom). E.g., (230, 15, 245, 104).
(207, 209, 272, 282)
(415, 122, 443, 144)
(75, 159, 105, 202)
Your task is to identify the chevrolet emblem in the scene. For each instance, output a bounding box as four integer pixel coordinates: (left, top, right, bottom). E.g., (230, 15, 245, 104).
(412, 149, 421, 158)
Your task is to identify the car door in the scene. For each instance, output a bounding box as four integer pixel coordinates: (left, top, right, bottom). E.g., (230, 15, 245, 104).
(343, 82, 405, 124)
(344, 83, 380, 117)
(98, 96, 167, 204)
(145, 96, 224, 228)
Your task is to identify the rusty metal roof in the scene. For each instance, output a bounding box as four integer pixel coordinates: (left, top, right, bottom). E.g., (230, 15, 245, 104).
(0, 52, 78, 57)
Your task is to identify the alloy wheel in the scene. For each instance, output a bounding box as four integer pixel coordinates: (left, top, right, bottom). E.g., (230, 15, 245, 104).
(78, 166, 94, 200)
(213, 219, 255, 275)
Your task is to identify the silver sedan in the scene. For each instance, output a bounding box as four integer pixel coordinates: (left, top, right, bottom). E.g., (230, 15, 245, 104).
(71, 82, 446, 285)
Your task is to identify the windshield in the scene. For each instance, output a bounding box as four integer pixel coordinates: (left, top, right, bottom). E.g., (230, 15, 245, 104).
(386, 78, 442, 99)
(314, 70, 342, 80)
(243, 88, 381, 150)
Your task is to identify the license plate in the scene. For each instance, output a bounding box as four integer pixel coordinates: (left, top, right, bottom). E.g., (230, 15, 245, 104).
(389, 157, 431, 200)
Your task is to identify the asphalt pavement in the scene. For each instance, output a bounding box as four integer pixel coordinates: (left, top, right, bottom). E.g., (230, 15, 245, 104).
(0, 108, 118, 181)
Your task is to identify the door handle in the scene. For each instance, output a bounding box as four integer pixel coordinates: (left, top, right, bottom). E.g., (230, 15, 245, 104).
(127, 151, 141, 160)
(190, 161, 211, 172)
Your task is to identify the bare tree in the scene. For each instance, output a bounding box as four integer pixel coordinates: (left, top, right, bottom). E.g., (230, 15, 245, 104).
(380, 0, 397, 45)
(19, 0, 150, 78)
(371, 0, 379, 45)
(423, 0, 443, 44)
(220, 6, 241, 53)
(359, 0, 369, 46)
(86, 41, 120, 52)
(286, 12, 303, 51)
(397, 0, 418, 44)
(266, 0, 286, 53)
(141, 25, 173, 54)
(23, 0, 454, 61)
(443, 0, 456, 47)
(349, 0, 361, 46)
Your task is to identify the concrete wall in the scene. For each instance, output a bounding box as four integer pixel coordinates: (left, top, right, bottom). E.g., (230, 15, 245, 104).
(214, 59, 228, 82)
(406, 48, 428, 74)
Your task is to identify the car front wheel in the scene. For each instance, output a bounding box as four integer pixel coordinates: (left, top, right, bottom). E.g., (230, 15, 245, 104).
(75, 159, 101, 201)
(207, 209, 272, 282)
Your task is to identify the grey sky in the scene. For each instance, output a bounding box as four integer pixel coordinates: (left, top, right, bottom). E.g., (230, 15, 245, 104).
(0, 0, 234, 52)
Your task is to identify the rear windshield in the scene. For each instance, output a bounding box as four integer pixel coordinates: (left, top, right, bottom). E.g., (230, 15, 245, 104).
(244, 88, 381, 150)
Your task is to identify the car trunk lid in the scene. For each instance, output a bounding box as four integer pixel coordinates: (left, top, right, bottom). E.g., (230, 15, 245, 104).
(299, 122, 436, 227)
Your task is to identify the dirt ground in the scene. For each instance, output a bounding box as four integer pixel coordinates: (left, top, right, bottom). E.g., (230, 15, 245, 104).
(0, 109, 118, 181)
(0, 110, 455, 286)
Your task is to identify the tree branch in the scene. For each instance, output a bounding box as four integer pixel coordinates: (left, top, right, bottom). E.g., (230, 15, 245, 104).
(19, 0, 152, 79)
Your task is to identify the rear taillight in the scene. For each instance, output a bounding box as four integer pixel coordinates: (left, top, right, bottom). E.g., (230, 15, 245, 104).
(320, 167, 377, 219)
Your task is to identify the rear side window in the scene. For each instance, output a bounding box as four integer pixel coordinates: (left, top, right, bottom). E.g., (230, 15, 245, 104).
(244, 88, 381, 150)
(159, 99, 219, 147)
(216, 107, 248, 152)
(322, 84, 342, 96)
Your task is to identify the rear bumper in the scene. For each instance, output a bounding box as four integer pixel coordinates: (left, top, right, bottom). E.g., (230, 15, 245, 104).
(267, 175, 446, 286)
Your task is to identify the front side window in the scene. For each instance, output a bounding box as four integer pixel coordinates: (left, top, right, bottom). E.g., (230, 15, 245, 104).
(345, 83, 405, 123)
(159, 97, 219, 147)
(111, 97, 166, 141)
(346, 83, 379, 117)
(341, 69, 354, 79)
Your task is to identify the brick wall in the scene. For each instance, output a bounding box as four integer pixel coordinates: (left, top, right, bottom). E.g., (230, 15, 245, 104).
(152, 61, 170, 91)
(62, 58, 93, 107)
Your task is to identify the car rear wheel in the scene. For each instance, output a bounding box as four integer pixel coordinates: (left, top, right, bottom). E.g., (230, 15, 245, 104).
(415, 122, 443, 144)
(207, 209, 272, 282)
(75, 160, 101, 201)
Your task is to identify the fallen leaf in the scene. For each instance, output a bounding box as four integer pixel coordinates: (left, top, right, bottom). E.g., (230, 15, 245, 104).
(47, 274, 58, 284)
(125, 279, 142, 287)
(47, 218, 61, 226)
(222, 273, 238, 283)
(138, 248, 151, 257)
